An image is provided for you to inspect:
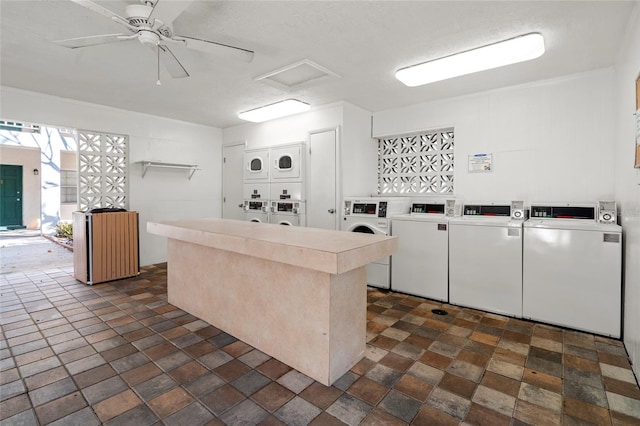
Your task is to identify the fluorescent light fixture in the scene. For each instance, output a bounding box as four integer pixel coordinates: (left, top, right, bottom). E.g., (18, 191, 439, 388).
(395, 33, 545, 87)
(238, 99, 311, 123)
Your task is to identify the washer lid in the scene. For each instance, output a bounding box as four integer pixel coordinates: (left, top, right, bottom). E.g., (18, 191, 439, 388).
(392, 213, 448, 223)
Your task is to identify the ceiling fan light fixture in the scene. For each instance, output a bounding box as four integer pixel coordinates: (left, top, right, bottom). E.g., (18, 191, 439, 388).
(238, 99, 311, 123)
(395, 32, 545, 87)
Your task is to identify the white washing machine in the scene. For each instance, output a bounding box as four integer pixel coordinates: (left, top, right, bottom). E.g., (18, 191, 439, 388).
(523, 202, 622, 337)
(270, 200, 306, 226)
(391, 200, 456, 301)
(243, 199, 270, 223)
(244, 148, 270, 181)
(341, 197, 410, 289)
(449, 201, 526, 317)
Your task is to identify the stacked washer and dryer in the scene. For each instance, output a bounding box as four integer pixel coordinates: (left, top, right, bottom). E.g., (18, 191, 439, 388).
(243, 143, 306, 226)
(341, 197, 410, 289)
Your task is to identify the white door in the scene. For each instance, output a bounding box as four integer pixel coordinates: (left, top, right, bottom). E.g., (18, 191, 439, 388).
(307, 128, 338, 230)
(223, 143, 245, 220)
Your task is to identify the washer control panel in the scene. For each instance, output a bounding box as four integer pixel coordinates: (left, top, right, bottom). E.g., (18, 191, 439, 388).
(598, 201, 617, 224)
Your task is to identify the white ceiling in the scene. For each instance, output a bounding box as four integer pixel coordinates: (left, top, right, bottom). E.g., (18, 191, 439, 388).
(0, 1, 636, 128)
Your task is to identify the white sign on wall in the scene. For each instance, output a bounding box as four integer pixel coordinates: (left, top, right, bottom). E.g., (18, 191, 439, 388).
(468, 153, 493, 173)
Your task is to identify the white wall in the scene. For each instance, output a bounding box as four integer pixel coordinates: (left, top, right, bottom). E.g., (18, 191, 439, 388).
(0, 145, 41, 228)
(373, 69, 616, 203)
(0, 86, 223, 266)
(614, 4, 640, 380)
(223, 102, 344, 149)
(342, 102, 378, 197)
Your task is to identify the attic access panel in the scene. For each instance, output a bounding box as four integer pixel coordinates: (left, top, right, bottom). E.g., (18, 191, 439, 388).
(255, 59, 340, 91)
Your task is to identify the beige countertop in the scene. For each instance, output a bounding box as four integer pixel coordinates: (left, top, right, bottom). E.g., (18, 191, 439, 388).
(147, 218, 397, 275)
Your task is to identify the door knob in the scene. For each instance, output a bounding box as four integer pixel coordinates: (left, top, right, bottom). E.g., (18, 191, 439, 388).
(328, 209, 336, 214)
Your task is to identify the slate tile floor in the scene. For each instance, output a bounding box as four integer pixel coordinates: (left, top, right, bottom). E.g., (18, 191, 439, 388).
(1, 263, 640, 425)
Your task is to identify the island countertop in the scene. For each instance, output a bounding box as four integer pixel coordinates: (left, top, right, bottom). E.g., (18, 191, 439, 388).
(147, 218, 397, 275)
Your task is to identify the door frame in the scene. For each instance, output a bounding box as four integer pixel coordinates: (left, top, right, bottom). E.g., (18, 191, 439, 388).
(307, 126, 341, 230)
(0, 164, 24, 227)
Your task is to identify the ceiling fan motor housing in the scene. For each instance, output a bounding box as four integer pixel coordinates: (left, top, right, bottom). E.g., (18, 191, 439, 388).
(125, 3, 172, 45)
(125, 4, 153, 27)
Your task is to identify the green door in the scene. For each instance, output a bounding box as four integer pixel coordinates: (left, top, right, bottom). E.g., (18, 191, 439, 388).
(0, 165, 23, 227)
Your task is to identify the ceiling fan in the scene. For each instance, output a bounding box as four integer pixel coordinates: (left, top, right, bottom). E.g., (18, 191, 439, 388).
(55, 0, 254, 83)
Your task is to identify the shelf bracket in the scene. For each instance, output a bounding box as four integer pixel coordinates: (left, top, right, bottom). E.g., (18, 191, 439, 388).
(138, 161, 201, 180)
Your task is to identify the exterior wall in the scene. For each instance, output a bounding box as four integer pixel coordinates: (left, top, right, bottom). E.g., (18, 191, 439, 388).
(0, 127, 76, 232)
(0, 145, 41, 229)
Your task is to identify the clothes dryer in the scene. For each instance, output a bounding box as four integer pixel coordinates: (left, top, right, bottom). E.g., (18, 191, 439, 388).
(244, 148, 269, 181)
(448, 201, 525, 317)
(523, 202, 622, 337)
(391, 200, 456, 301)
(341, 197, 410, 288)
(270, 143, 304, 182)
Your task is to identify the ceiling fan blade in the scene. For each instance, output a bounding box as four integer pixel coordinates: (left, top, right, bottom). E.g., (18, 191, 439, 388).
(174, 35, 254, 63)
(158, 44, 190, 78)
(69, 0, 128, 24)
(54, 34, 129, 49)
(149, 0, 192, 26)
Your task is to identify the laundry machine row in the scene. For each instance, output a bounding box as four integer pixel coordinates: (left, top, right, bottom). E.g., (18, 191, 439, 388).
(387, 199, 622, 338)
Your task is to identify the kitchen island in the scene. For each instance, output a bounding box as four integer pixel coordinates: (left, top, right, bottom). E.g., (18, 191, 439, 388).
(147, 218, 397, 386)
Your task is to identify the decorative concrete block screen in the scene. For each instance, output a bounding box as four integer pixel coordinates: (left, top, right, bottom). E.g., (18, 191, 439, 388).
(77, 130, 129, 210)
(378, 128, 454, 194)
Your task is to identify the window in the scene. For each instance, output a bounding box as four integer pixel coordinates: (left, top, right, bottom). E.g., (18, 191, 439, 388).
(250, 158, 262, 171)
(60, 170, 77, 204)
(378, 128, 454, 194)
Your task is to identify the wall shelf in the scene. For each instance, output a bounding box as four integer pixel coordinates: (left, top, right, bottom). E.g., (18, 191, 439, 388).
(138, 161, 201, 180)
